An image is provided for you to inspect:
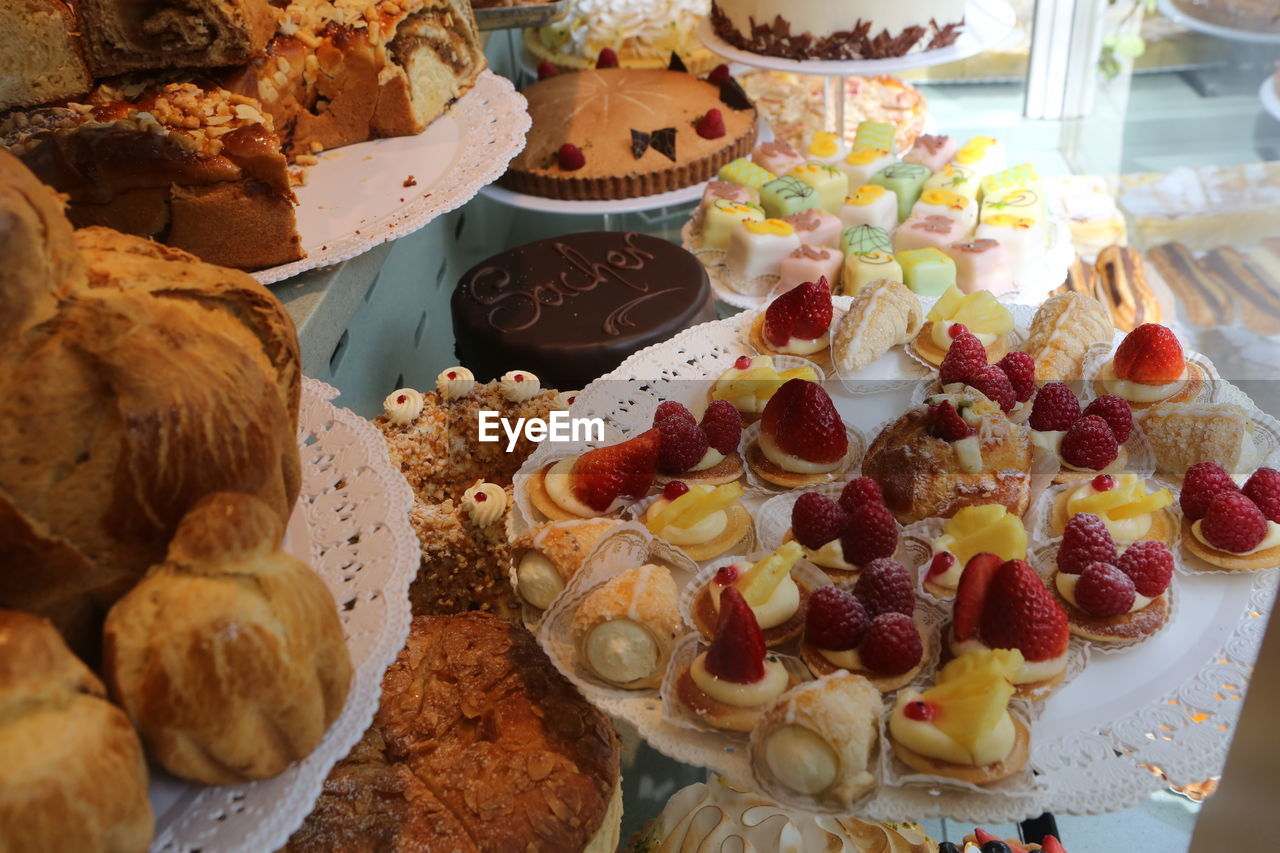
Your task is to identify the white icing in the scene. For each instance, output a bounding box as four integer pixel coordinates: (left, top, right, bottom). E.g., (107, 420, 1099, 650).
(554, 389, 580, 410)
(538, 0, 710, 62)
(585, 619, 659, 685)
(818, 645, 866, 671)
(690, 652, 789, 707)
(802, 538, 859, 572)
(759, 430, 843, 474)
(435, 366, 475, 400)
(777, 335, 828, 356)
(717, 0, 964, 47)
(382, 388, 423, 424)
(516, 551, 563, 610)
(689, 447, 727, 472)
(1031, 429, 1066, 459)
(500, 370, 541, 402)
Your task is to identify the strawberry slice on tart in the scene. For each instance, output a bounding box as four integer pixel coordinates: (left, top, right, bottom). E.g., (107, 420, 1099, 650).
(1181, 463, 1280, 570)
(786, 479, 899, 582)
(653, 399, 745, 485)
(530, 428, 661, 521)
(691, 542, 812, 646)
(746, 378, 854, 488)
(1094, 323, 1205, 409)
(751, 278, 834, 362)
(675, 586, 797, 732)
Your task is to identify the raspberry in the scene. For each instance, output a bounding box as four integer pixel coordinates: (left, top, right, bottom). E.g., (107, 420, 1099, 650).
(996, 351, 1036, 403)
(1029, 382, 1081, 432)
(926, 400, 973, 442)
(557, 143, 586, 171)
(656, 417, 708, 474)
(536, 60, 559, 79)
(1117, 540, 1173, 597)
(1082, 394, 1134, 443)
(1060, 414, 1118, 471)
(1058, 512, 1118, 574)
(695, 108, 726, 139)
(707, 64, 732, 85)
(791, 493, 847, 550)
(1242, 467, 1280, 523)
(1201, 491, 1268, 554)
(663, 481, 689, 501)
(595, 47, 619, 68)
(853, 558, 914, 618)
(859, 612, 923, 675)
(938, 330, 987, 386)
(838, 476, 884, 514)
(968, 363, 1017, 413)
(654, 400, 696, 427)
(699, 399, 742, 455)
(1180, 461, 1238, 522)
(840, 501, 899, 567)
(804, 586, 868, 650)
(1074, 562, 1136, 617)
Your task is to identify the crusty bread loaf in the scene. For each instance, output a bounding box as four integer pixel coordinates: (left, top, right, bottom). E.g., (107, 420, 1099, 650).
(77, 0, 279, 77)
(286, 612, 621, 853)
(104, 492, 352, 785)
(0, 611, 153, 853)
(0, 151, 302, 659)
(0, 0, 91, 111)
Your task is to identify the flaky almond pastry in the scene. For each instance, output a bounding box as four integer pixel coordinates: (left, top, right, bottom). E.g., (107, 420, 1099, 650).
(1137, 402, 1253, 478)
(833, 278, 926, 374)
(572, 565, 683, 689)
(0, 611, 153, 853)
(0, 0, 91, 112)
(1024, 292, 1114, 383)
(104, 493, 352, 785)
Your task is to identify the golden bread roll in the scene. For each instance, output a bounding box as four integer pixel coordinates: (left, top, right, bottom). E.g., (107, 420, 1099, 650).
(0, 611, 152, 853)
(104, 492, 351, 785)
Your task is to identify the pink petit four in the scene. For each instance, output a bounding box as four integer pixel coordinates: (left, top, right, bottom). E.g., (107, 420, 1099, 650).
(903, 134, 958, 173)
(946, 238, 1015, 295)
(752, 140, 807, 177)
(779, 245, 845, 292)
(783, 208, 843, 249)
(893, 215, 965, 254)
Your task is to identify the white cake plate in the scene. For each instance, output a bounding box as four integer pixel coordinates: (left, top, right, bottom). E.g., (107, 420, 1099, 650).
(509, 307, 1279, 823)
(252, 71, 529, 285)
(1261, 75, 1280, 121)
(1157, 0, 1280, 44)
(694, 0, 1018, 76)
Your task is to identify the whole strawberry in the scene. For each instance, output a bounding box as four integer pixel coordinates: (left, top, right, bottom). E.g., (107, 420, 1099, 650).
(1180, 461, 1238, 521)
(997, 351, 1036, 402)
(926, 400, 973, 442)
(1058, 513, 1117, 574)
(761, 379, 847, 464)
(859, 612, 923, 675)
(841, 501, 899, 567)
(952, 553, 1002, 642)
(1074, 562, 1136, 617)
(805, 586, 868, 650)
(699, 399, 742, 455)
(595, 47, 619, 68)
(980, 559, 1068, 662)
(1114, 323, 1184, 383)
(853, 557, 915, 618)
(791, 493, 847, 550)
(1242, 467, 1280, 523)
(1061, 414, 1118, 471)
(1117, 540, 1173, 597)
(1029, 382, 1081, 432)
(764, 279, 832, 346)
(1201, 491, 1267, 554)
(656, 416, 708, 473)
(654, 400, 696, 426)
(1082, 394, 1133, 443)
(695, 108, 726, 140)
(968, 363, 1017, 413)
(838, 476, 883, 514)
(938, 330, 987, 386)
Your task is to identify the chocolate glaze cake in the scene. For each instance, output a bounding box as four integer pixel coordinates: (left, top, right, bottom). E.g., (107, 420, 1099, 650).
(452, 231, 717, 389)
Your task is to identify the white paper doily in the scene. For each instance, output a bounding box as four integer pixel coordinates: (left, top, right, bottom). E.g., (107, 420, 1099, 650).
(148, 377, 418, 852)
(508, 307, 1280, 822)
(253, 71, 529, 284)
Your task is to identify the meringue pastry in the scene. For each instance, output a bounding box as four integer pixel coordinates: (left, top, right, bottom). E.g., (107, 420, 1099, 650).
(511, 519, 621, 610)
(1023, 293, 1113, 383)
(572, 565, 682, 689)
(832, 278, 925, 374)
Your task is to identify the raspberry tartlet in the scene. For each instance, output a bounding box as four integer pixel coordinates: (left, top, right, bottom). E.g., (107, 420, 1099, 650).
(1029, 384, 1137, 483)
(933, 330, 1036, 420)
(652, 400, 745, 486)
(786, 478, 899, 583)
(1179, 463, 1280, 570)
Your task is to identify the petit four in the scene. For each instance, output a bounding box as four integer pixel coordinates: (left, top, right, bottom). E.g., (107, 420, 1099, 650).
(728, 218, 801, 281)
(572, 564, 683, 688)
(871, 162, 932, 222)
(980, 163, 1040, 200)
(782, 207, 842, 249)
(802, 130, 848, 166)
(893, 215, 966, 254)
(836, 148, 897, 189)
(644, 481, 753, 562)
(863, 391, 1033, 524)
(1138, 402, 1256, 478)
(903, 133, 957, 173)
(701, 179, 758, 209)
(653, 400, 745, 486)
(760, 176, 822, 219)
(1179, 463, 1280, 571)
(953, 135, 1006, 178)
(910, 188, 978, 232)
(922, 505, 1028, 599)
(788, 162, 848, 213)
(896, 247, 957, 296)
(1027, 384, 1136, 481)
(700, 199, 765, 249)
(982, 184, 1046, 231)
(512, 519, 621, 610)
(788, 478, 900, 582)
(924, 162, 980, 200)
(528, 429, 661, 521)
(747, 379, 852, 488)
(946, 238, 1014, 296)
(913, 287, 1014, 367)
(837, 185, 899, 233)
(888, 649, 1030, 783)
(843, 251, 904, 296)
(779, 246, 844, 292)
(1050, 515, 1173, 643)
(708, 355, 820, 422)
(674, 586, 797, 732)
(751, 279, 833, 360)
(752, 139, 805, 176)
(840, 223, 892, 257)
(1049, 472, 1175, 547)
(1093, 323, 1205, 410)
(752, 672, 882, 808)
(852, 120, 897, 155)
(1023, 292, 1114, 383)
(800, 563, 925, 692)
(974, 213, 1045, 284)
(947, 557, 1070, 700)
(1093, 245, 1162, 332)
(719, 156, 775, 190)
(690, 542, 810, 645)
(831, 278, 925, 375)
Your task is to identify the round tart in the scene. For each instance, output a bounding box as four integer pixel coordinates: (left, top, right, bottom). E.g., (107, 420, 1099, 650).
(503, 69, 758, 200)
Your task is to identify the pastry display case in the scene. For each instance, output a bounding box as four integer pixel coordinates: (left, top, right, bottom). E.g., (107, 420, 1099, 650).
(1, 1, 1277, 852)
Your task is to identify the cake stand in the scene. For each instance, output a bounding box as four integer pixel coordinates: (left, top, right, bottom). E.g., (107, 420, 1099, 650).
(149, 378, 419, 853)
(473, 0, 568, 31)
(1156, 0, 1280, 44)
(1261, 75, 1280, 121)
(510, 308, 1279, 823)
